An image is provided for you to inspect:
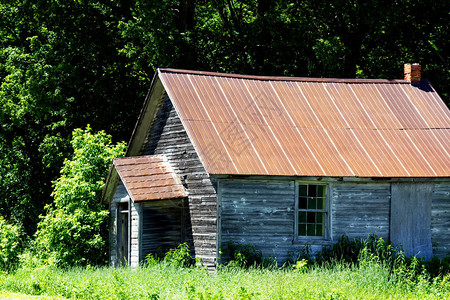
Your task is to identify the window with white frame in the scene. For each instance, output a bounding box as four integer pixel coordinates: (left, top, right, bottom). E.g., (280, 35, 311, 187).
(297, 184, 328, 238)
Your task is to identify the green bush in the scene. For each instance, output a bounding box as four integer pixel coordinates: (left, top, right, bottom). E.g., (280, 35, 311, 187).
(224, 240, 263, 268)
(163, 243, 194, 267)
(35, 126, 126, 267)
(145, 243, 195, 268)
(0, 217, 22, 271)
(318, 235, 368, 264)
(425, 255, 450, 278)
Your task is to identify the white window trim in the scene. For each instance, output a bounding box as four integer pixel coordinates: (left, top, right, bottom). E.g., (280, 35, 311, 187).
(294, 181, 330, 242)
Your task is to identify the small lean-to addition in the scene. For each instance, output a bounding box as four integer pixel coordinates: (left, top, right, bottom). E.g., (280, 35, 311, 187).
(102, 65, 450, 268)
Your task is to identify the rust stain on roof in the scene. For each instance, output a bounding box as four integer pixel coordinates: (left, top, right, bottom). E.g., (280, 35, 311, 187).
(114, 155, 187, 202)
(158, 68, 450, 177)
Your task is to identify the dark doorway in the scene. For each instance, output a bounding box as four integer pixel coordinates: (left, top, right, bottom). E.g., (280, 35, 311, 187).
(117, 202, 129, 265)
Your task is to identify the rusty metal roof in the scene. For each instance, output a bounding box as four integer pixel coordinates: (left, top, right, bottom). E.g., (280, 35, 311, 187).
(113, 155, 187, 201)
(158, 68, 450, 177)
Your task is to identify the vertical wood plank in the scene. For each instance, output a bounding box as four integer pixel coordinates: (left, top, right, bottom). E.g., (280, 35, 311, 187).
(391, 182, 433, 259)
(431, 183, 450, 258)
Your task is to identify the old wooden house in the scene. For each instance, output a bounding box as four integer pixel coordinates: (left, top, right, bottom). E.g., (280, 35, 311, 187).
(102, 64, 450, 268)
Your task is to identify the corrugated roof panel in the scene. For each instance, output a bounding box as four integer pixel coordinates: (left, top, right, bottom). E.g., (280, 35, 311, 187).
(326, 128, 382, 176)
(214, 121, 268, 175)
(353, 129, 410, 177)
(270, 81, 322, 129)
(426, 86, 450, 122)
(402, 84, 450, 129)
(244, 124, 296, 175)
(163, 73, 210, 121)
(351, 83, 403, 130)
(377, 84, 429, 129)
(270, 125, 325, 176)
(405, 130, 449, 176)
(158, 69, 449, 177)
(195, 76, 238, 123)
(183, 120, 237, 174)
(324, 83, 374, 130)
(187, 75, 236, 124)
(218, 77, 266, 125)
(416, 84, 450, 125)
(297, 127, 354, 176)
(298, 82, 348, 129)
(380, 130, 436, 176)
(433, 129, 450, 153)
(242, 79, 292, 127)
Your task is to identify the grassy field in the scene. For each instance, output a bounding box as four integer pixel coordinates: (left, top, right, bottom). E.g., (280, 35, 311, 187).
(0, 261, 449, 300)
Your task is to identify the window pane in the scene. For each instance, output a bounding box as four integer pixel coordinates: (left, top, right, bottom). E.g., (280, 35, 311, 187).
(307, 198, 316, 209)
(307, 212, 315, 223)
(316, 197, 325, 210)
(308, 185, 317, 197)
(299, 185, 307, 197)
(298, 212, 307, 223)
(316, 212, 324, 224)
(316, 224, 323, 236)
(317, 185, 326, 197)
(299, 197, 307, 209)
(307, 225, 315, 236)
(299, 224, 306, 236)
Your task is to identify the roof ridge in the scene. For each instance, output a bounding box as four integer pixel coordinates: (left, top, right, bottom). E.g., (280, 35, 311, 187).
(158, 68, 409, 84)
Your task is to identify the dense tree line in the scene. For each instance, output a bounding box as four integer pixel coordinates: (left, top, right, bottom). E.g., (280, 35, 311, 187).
(0, 0, 448, 248)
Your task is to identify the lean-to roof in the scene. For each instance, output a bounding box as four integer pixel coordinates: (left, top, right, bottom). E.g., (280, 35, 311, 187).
(157, 68, 450, 177)
(113, 155, 187, 201)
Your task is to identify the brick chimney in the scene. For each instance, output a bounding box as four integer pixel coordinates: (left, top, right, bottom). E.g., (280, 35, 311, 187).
(404, 63, 421, 83)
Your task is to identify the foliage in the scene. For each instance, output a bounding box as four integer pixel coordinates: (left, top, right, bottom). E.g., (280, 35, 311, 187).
(0, 217, 23, 271)
(314, 234, 398, 267)
(0, 257, 450, 299)
(224, 240, 263, 268)
(425, 256, 450, 278)
(35, 126, 126, 268)
(119, 0, 449, 103)
(163, 243, 194, 267)
(0, 0, 143, 236)
(145, 243, 195, 268)
(0, 0, 449, 260)
(292, 259, 308, 273)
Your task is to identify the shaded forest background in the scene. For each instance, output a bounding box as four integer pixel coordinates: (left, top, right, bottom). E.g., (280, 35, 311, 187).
(0, 0, 449, 238)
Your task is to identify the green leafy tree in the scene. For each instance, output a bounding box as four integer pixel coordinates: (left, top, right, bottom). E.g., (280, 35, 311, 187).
(0, 0, 448, 242)
(0, 0, 142, 235)
(35, 126, 126, 267)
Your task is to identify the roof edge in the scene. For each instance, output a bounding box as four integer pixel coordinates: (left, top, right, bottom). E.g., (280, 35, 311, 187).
(126, 74, 166, 156)
(158, 68, 409, 84)
(100, 164, 119, 204)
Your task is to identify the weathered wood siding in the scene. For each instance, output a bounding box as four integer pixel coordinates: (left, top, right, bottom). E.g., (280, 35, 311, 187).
(129, 200, 140, 267)
(432, 183, 450, 258)
(109, 181, 129, 267)
(219, 179, 295, 263)
(219, 180, 393, 263)
(142, 96, 218, 267)
(331, 182, 390, 241)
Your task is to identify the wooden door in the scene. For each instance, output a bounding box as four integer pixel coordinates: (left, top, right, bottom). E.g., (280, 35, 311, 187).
(118, 202, 129, 265)
(390, 183, 433, 259)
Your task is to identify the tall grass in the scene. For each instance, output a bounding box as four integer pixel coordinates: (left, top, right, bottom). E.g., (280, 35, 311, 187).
(1, 237, 449, 299)
(0, 260, 449, 299)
